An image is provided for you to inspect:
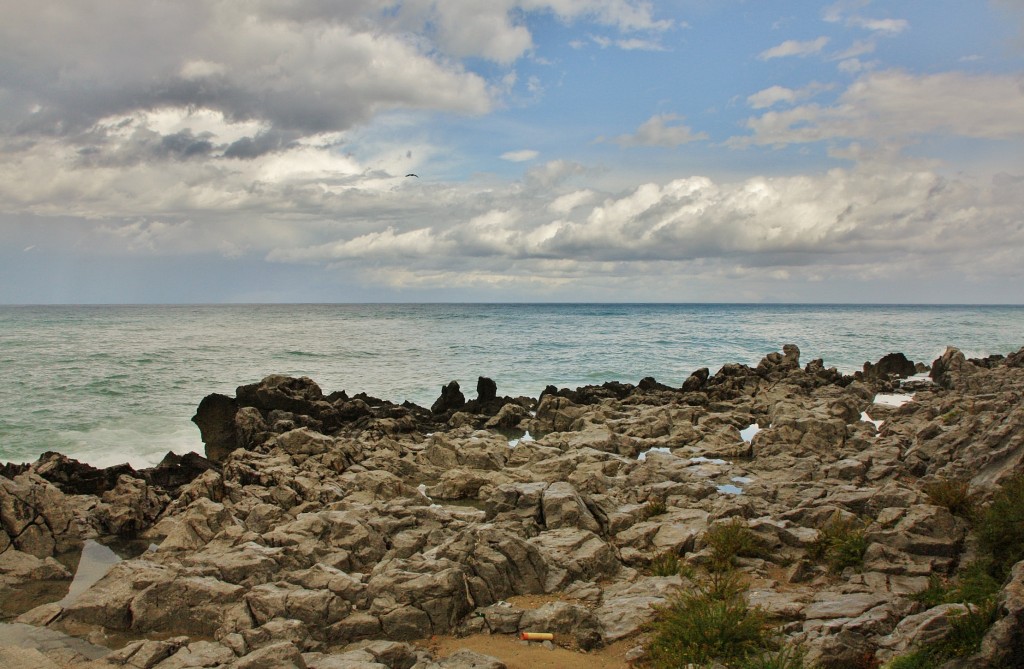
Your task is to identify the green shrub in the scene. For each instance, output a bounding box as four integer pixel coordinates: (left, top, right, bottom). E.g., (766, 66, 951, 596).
(643, 499, 668, 519)
(950, 559, 1002, 605)
(974, 474, 1024, 577)
(809, 514, 869, 572)
(922, 478, 974, 518)
(646, 577, 772, 669)
(649, 552, 681, 577)
(885, 649, 935, 669)
(885, 600, 998, 669)
(911, 561, 1001, 609)
(910, 574, 951, 608)
(739, 645, 806, 669)
(939, 408, 963, 425)
(705, 518, 763, 571)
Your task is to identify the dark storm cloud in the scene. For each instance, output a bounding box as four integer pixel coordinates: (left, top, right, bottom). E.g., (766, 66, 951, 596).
(223, 132, 297, 160)
(0, 1, 491, 145)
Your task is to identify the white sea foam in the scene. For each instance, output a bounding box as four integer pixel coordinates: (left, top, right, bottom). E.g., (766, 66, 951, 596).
(58, 421, 202, 469)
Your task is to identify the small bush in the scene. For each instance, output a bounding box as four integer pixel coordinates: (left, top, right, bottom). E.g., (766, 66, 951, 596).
(643, 499, 668, 519)
(809, 514, 869, 572)
(885, 650, 934, 669)
(922, 478, 974, 517)
(649, 552, 682, 577)
(939, 408, 963, 425)
(706, 518, 763, 571)
(910, 574, 951, 608)
(950, 559, 1002, 605)
(885, 599, 998, 669)
(646, 577, 772, 669)
(943, 598, 998, 657)
(974, 474, 1024, 577)
(740, 645, 806, 669)
(911, 561, 1001, 609)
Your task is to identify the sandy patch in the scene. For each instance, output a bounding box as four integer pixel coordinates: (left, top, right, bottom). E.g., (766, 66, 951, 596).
(422, 633, 639, 669)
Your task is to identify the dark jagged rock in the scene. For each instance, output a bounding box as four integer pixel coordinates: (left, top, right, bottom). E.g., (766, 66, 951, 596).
(142, 451, 219, 497)
(637, 377, 673, 393)
(542, 381, 635, 406)
(862, 352, 917, 381)
(1008, 346, 1024, 368)
(29, 452, 138, 496)
(476, 377, 497, 404)
(681, 368, 710, 392)
(431, 380, 466, 414)
(236, 375, 325, 416)
(804, 358, 848, 386)
(191, 393, 239, 462)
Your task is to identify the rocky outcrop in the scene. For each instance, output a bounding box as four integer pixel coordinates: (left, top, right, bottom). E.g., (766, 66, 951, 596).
(4, 344, 1024, 668)
(862, 352, 918, 382)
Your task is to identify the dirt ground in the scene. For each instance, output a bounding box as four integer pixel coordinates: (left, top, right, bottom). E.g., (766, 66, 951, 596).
(419, 593, 640, 669)
(422, 633, 639, 669)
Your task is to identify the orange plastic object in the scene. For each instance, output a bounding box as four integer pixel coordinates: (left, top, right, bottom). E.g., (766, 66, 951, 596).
(520, 632, 554, 641)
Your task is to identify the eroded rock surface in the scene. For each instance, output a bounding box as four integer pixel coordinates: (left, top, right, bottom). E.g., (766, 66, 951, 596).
(3, 345, 1024, 667)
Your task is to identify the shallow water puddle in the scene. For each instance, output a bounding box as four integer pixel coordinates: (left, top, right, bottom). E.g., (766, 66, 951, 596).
(508, 430, 535, 448)
(636, 446, 672, 461)
(716, 484, 744, 495)
(861, 411, 884, 429)
(58, 539, 122, 607)
(739, 423, 764, 443)
(688, 456, 729, 465)
(872, 392, 915, 407)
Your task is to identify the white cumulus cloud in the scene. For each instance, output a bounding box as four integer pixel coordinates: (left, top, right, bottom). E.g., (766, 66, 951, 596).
(759, 37, 829, 60)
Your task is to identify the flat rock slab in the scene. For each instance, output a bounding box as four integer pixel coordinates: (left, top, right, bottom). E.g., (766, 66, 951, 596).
(802, 592, 888, 620)
(0, 645, 63, 669)
(0, 622, 109, 661)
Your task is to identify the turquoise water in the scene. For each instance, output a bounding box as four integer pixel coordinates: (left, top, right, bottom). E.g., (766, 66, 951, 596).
(1, 304, 1021, 468)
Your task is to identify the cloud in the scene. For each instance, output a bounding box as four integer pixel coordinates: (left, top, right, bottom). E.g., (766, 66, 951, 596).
(247, 160, 1024, 292)
(269, 227, 446, 263)
(589, 34, 667, 50)
(758, 37, 829, 60)
(849, 17, 908, 34)
(831, 39, 877, 61)
(0, 1, 674, 148)
(824, 2, 909, 34)
(501, 149, 540, 162)
(747, 83, 832, 109)
(734, 69, 1024, 147)
(0, 2, 496, 143)
(605, 114, 708, 147)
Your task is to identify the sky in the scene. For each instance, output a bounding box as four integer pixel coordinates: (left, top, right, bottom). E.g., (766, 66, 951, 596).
(1, 1, 1023, 304)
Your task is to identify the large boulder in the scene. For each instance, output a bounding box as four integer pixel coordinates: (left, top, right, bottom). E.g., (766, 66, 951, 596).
(94, 475, 169, 536)
(431, 381, 466, 415)
(862, 352, 917, 381)
(192, 393, 240, 462)
(0, 473, 78, 558)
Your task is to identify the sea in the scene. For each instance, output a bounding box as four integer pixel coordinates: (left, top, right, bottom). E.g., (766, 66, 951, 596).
(1, 303, 1021, 469)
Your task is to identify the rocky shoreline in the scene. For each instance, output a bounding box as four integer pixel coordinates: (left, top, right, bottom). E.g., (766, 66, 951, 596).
(2, 345, 1024, 668)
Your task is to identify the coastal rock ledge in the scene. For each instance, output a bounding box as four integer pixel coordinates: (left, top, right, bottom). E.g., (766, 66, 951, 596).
(3, 345, 1024, 668)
